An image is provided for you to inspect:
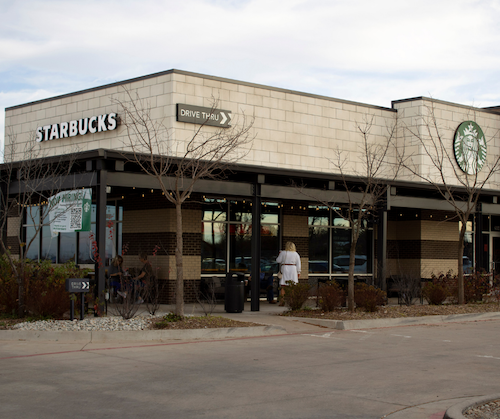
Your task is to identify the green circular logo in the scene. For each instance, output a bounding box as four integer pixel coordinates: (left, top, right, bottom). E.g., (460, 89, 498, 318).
(454, 121, 487, 175)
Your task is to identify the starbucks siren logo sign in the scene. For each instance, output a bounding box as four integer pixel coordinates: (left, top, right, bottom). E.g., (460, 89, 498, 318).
(453, 121, 487, 175)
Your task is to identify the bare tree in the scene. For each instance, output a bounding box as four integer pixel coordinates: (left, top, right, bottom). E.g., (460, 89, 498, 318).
(328, 115, 399, 311)
(115, 89, 254, 317)
(396, 101, 500, 304)
(0, 130, 79, 316)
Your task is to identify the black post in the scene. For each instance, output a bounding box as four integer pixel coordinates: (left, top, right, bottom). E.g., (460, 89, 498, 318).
(70, 297, 75, 321)
(80, 293, 85, 320)
(251, 181, 262, 311)
(475, 207, 483, 272)
(376, 209, 387, 291)
(96, 158, 107, 315)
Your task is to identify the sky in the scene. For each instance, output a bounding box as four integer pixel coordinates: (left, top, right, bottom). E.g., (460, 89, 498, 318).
(2, 0, 500, 155)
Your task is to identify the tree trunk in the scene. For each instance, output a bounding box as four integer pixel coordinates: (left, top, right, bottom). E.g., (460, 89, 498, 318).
(347, 230, 357, 312)
(175, 202, 184, 317)
(457, 224, 466, 305)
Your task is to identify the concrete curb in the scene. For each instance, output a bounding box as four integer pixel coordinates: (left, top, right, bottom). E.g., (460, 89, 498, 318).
(0, 325, 288, 343)
(288, 311, 500, 330)
(444, 394, 500, 419)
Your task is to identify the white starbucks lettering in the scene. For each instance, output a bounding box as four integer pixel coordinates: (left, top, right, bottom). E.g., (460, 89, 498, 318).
(36, 113, 118, 142)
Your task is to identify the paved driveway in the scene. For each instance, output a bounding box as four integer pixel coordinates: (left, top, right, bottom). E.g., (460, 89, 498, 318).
(1, 320, 500, 419)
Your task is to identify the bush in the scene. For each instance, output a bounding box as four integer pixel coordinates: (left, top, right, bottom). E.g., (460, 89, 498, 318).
(25, 260, 88, 318)
(0, 255, 19, 315)
(354, 283, 386, 312)
(318, 280, 344, 312)
(463, 271, 491, 303)
(422, 272, 453, 305)
(0, 257, 90, 318)
(283, 281, 311, 311)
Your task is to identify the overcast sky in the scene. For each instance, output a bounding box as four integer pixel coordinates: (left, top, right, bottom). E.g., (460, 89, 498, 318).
(2, 0, 500, 155)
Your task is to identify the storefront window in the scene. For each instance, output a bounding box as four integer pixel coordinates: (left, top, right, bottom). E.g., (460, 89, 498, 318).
(23, 201, 122, 266)
(308, 206, 373, 276)
(201, 199, 280, 274)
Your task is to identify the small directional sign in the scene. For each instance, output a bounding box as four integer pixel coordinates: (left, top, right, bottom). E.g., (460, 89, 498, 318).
(65, 278, 90, 293)
(176, 104, 232, 128)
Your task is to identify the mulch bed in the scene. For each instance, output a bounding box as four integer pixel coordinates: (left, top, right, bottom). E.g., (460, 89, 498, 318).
(282, 302, 500, 321)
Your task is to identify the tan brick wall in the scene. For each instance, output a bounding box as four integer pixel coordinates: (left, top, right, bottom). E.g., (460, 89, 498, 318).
(123, 208, 201, 234)
(283, 214, 308, 237)
(386, 259, 421, 278)
(168, 255, 200, 280)
(387, 220, 421, 240)
(421, 220, 458, 241)
(421, 259, 458, 278)
(7, 216, 21, 237)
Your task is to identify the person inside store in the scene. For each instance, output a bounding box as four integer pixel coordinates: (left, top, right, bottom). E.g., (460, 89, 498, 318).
(132, 252, 153, 304)
(276, 241, 301, 306)
(108, 255, 124, 299)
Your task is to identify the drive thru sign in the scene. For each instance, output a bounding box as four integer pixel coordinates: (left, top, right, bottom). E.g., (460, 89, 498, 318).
(176, 104, 232, 128)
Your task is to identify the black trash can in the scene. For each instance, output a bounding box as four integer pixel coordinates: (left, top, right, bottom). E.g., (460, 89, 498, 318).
(225, 272, 245, 313)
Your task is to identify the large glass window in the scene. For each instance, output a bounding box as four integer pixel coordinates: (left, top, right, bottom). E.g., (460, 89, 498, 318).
(23, 201, 122, 265)
(201, 199, 280, 275)
(308, 205, 373, 276)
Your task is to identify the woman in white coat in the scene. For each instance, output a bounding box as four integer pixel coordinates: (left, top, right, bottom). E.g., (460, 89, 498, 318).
(276, 241, 301, 305)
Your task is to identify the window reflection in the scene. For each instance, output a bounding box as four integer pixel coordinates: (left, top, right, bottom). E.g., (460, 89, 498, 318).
(308, 205, 373, 276)
(201, 200, 280, 275)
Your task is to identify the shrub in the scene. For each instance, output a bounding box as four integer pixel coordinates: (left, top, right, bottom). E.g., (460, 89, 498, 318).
(354, 283, 386, 312)
(422, 272, 453, 305)
(318, 280, 344, 312)
(25, 260, 88, 318)
(0, 258, 90, 318)
(463, 271, 491, 303)
(0, 255, 19, 315)
(283, 281, 311, 311)
(392, 274, 422, 306)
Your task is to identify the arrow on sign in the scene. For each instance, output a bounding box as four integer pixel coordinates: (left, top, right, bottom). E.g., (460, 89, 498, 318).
(82, 282, 89, 290)
(220, 112, 231, 125)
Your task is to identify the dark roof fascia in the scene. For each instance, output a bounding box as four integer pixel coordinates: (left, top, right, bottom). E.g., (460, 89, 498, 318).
(392, 96, 500, 116)
(5, 69, 395, 114)
(4, 148, 499, 200)
(0, 149, 110, 169)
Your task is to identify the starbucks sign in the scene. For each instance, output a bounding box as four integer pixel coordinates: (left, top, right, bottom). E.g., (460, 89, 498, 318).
(453, 121, 487, 175)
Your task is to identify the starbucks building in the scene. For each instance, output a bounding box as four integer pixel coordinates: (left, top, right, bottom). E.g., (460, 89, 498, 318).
(3, 69, 500, 307)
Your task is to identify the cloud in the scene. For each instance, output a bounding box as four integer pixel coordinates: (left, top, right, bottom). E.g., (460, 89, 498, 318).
(2, 0, 500, 154)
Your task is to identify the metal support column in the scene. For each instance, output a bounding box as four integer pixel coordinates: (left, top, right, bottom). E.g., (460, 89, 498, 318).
(251, 181, 262, 311)
(96, 159, 107, 315)
(376, 210, 388, 291)
(475, 206, 483, 272)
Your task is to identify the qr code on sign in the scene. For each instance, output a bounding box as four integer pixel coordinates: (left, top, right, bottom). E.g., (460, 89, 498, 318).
(70, 207, 82, 229)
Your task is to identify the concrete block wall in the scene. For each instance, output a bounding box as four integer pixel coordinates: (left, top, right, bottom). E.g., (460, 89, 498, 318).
(393, 98, 500, 189)
(387, 209, 459, 279)
(121, 193, 203, 303)
(282, 206, 309, 279)
(5, 70, 395, 181)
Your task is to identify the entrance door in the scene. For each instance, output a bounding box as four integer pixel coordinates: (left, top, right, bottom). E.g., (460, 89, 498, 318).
(491, 234, 500, 276)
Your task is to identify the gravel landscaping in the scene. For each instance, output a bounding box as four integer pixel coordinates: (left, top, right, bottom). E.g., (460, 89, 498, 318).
(0, 314, 261, 332)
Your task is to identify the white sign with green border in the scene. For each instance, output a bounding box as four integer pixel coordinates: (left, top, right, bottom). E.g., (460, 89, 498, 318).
(48, 189, 92, 236)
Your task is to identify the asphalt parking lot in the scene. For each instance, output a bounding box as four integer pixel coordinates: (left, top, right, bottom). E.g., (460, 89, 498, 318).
(1, 318, 500, 419)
